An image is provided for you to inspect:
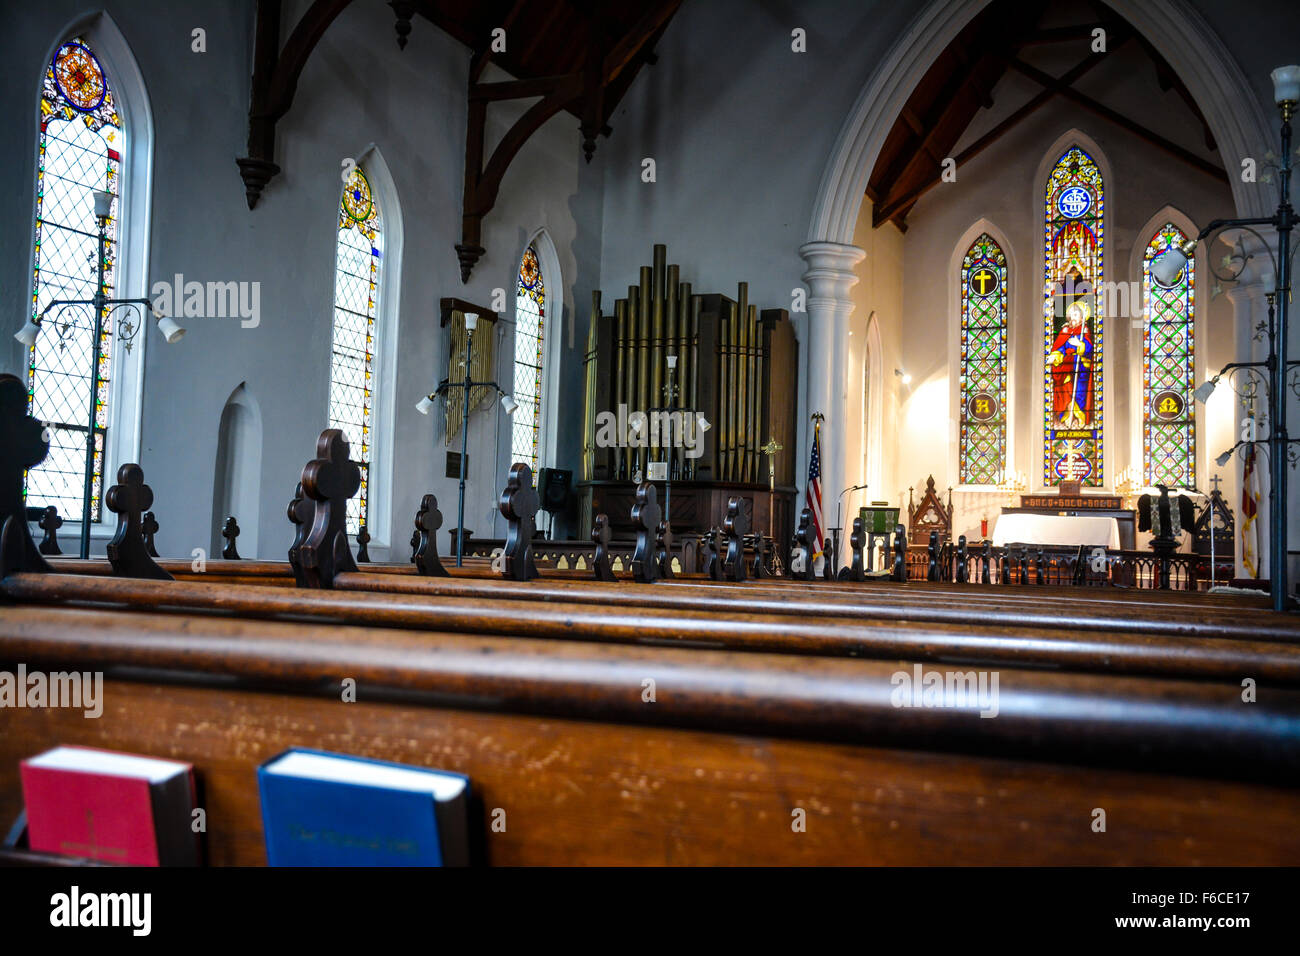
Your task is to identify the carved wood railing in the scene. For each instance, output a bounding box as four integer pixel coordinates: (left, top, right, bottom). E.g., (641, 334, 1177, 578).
(904, 544, 1237, 591)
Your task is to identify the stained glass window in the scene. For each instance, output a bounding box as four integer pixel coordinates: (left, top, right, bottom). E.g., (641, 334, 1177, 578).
(512, 243, 545, 481)
(1043, 145, 1104, 487)
(1142, 223, 1195, 488)
(24, 37, 125, 521)
(329, 164, 382, 536)
(959, 233, 1008, 485)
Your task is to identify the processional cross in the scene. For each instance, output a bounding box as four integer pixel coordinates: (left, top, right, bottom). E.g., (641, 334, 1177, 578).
(760, 436, 784, 554)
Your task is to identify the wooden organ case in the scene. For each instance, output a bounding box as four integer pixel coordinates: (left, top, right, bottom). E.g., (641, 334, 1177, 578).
(580, 244, 799, 547)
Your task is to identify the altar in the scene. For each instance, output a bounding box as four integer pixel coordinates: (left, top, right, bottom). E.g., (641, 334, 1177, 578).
(998, 486, 1136, 550)
(992, 512, 1120, 550)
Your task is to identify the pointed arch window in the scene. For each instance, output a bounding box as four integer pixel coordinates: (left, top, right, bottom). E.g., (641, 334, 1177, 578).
(1043, 145, 1104, 487)
(959, 233, 1008, 485)
(1142, 222, 1195, 488)
(512, 243, 545, 478)
(24, 37, 126, 520)
(329, 164, 383, 535)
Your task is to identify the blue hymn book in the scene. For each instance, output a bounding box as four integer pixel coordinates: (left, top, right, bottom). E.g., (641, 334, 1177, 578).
(257, 748, 471, 866)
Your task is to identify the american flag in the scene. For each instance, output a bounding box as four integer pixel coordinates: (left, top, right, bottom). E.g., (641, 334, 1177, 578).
(806, 419, 824, 558)
(1242, 443, 1261, 577)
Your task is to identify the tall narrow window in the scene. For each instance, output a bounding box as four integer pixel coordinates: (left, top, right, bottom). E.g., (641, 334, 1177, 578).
(959, 233, 1008, 485)
(512, 243, 545, 478)
(1043, 145, 1104, 486)
(329, 163, 383, 535)
(24, 37, 125, 520)
(1142, 222, 1195, 488)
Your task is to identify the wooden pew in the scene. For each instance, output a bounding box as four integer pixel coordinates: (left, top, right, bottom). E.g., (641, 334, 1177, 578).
(2, 604, 1298, 865)
(336, 572, 1300, 643)
(6, 571, 1300, 683)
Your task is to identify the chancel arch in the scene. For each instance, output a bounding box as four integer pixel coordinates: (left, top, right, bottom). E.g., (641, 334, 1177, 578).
(21, 14, 153, 537)
(807, 0, 1270, 505)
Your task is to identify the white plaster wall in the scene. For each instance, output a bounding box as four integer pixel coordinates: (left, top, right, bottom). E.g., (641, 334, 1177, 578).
(0, 0, 595, 559)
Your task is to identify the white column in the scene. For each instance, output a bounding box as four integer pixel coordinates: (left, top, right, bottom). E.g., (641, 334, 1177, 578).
(800, 240, 866, 564)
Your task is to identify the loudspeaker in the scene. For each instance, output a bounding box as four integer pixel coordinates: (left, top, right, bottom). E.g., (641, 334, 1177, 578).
(538, 468, 572, 514)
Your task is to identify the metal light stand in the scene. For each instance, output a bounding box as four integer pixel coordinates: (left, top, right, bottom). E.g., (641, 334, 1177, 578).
(663, 355, 679, 522)
(424, 319, 512, 568)
(1177, 94, 1297, 610)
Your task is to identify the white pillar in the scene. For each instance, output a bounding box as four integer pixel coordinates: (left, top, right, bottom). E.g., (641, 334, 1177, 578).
(800, 240, 866, 564)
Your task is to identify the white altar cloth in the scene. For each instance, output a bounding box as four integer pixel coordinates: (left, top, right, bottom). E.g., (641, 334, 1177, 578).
(991, 513, 1120, 550)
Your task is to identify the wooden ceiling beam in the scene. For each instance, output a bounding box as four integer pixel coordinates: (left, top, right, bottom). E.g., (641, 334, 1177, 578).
(873, 36, 1125, 226)
(1005, 56, 1227, 180)
(468, 0, 529, 83)
(237, 0, 357, 209)
(457, 73, 585, 282)
(603, 0, 681, 85)
(1013, 22, 1107, 47)
(872, 47, 1014, 222)
(1132, 32, 1217, 150)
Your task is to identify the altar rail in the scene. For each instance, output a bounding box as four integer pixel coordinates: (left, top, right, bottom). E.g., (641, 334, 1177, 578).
(904, 544, 1238, 591)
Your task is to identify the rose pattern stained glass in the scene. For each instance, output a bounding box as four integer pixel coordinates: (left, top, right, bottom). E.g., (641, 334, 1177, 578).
(959, 234, 1008, 486)
(24, 37, 125, 522)
(1043, 146, 1104, 487)
(1142, 223, 1195, 489)
(329, 166, 383, 536)
(512, 244, 545, 483)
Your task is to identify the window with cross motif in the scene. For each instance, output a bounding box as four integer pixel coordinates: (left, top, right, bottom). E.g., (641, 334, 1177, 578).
(959, 233, 1008, 485)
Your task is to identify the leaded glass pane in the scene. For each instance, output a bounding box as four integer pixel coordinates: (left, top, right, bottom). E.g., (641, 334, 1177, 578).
(512, 244, 545, 481)
(1142, 223, 1195, 488)
(1043, 146, 1104, 487)
(329, 166, 382, 536)
(959, 233, 1007, 485)
(24, 37, 125, 522)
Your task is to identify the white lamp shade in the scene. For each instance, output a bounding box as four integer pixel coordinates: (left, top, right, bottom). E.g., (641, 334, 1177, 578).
(1151, 248, 1188, 287)
(696, 413, 711, 433)
(157, 315, 185, 344)
(464, 312, 479, 332)
(1193, 379, 1218, 404)
(92, 189, 113, 220)
(500, 394, 518, 416)
(416, 394, 435, 415)
(1216, 449, 1233, 467)
(14, 318, 40, 347)
(666, 354, 678, 369)
(1272, 65, 1300, 104)
(628, 412, 646, 435)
